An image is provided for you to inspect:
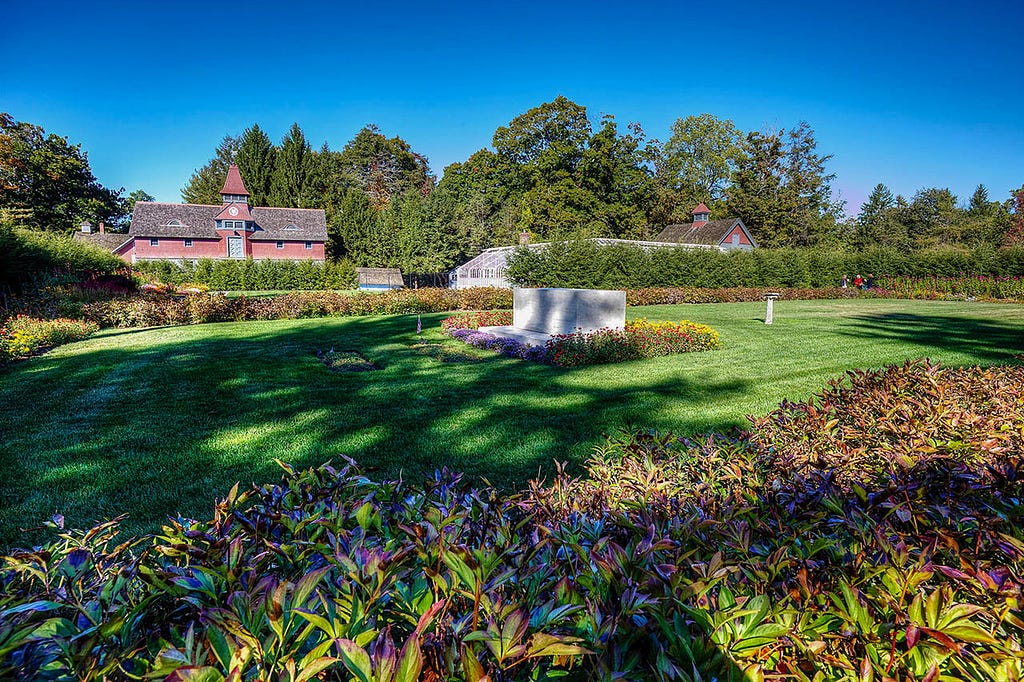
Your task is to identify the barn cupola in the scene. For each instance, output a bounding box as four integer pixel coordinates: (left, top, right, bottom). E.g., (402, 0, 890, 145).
(691, 202, 711, 226)
(220, 164, 250, 205)
(215, 164, 254, 229)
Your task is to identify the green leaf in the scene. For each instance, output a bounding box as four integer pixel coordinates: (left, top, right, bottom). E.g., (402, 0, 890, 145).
(395, 634, 424, 682)
(165, 667, 226, 682)
(337, 639, 373, 682)
(294, 657, 341, 682)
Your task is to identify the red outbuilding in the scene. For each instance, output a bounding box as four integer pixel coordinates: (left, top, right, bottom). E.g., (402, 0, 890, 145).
(118, 165, 327, 264)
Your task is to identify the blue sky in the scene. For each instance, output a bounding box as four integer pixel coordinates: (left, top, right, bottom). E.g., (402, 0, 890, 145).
(2, 0, 1021, 216)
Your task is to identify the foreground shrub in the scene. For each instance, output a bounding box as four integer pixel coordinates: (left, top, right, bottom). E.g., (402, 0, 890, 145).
(750, 359, 1024, 487)
(3, 361, 1024, 679)
(0, 315, 98, 364)
(4, 362, 1024, 679)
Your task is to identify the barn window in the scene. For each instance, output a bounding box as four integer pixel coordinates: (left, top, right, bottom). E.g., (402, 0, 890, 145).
(304, 241, 312, 249)
(276, 241, 284, 249)
(167, 219, 183, 227)
(284, 224, 299, 231)
(184, 239, 193, 247)
(150, 238, 159, 247)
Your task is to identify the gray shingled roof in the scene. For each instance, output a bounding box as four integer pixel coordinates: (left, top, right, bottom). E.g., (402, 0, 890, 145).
(653, 219, 744, 246)
(72, 231, 132, 252)
(129, 202, 327, 241)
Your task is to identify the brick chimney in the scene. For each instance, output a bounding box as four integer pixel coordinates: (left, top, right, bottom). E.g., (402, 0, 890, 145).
(98, 222, 106, 234)
(519, 231, 530, 245)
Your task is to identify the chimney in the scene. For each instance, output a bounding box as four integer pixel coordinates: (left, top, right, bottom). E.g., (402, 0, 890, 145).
(519, 231, 530, 245)
(99, 222, 106, 234)
(80, 220, 93, 234)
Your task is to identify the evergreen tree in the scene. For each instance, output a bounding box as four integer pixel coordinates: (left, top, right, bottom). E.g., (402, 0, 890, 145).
(269, 123, 311, 208)
(726, 130, 786, 246)
(235, 124, 275, 206)
(856, 183, 908, 248)
(727, 123, 842, 247)
(338, 125, 432, 209)
(182, 135, 240, 204)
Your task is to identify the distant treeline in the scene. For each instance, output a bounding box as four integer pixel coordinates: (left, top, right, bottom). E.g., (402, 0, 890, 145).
(505, 241, 1024, 289)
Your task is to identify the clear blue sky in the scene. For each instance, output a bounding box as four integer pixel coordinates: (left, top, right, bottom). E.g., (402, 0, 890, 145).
(3, 0, 1021, 216)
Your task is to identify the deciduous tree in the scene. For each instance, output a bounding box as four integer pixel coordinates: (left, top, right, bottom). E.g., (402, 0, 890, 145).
(0, 112, 124, 230)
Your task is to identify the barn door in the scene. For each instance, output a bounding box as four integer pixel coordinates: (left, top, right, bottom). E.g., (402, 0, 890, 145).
(228, 236, 243, 258)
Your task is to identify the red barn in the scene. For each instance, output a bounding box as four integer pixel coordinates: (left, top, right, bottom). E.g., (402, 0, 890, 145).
(653, 203, 756, 251)
(122, 164, 327, 264)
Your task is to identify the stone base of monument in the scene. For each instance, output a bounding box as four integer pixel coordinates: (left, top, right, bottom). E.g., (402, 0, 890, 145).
(479, 288, 626, 346)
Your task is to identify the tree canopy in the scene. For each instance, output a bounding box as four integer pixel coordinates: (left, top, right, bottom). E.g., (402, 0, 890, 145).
(0, 113, 124, 230)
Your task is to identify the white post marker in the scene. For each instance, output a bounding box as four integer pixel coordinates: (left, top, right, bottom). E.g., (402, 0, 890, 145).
(764, 292, 781, 325)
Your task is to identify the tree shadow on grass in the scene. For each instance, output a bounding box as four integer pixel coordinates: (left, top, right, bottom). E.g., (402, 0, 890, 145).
(839, 312, 1024, 364)
(0, 315, 751, 548)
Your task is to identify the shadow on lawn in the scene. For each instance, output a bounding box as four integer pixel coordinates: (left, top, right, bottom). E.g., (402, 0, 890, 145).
(0, 314, 750, 547)
(840, 312, 1024, 364)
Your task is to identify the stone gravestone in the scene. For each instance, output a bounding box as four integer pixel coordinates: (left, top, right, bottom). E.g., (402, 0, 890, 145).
(479, 288, 626, 346)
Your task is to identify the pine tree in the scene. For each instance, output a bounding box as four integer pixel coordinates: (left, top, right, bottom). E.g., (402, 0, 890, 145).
(235, 124, 275, 206)
(182, 136, 240, 204)
(269, 123, 311, 208)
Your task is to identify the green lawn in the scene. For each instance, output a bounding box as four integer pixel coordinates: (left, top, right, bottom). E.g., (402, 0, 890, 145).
(2, 299, 1023, 547)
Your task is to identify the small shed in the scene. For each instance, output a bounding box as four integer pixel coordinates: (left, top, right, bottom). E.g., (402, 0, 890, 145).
(356, 267, 404, 291)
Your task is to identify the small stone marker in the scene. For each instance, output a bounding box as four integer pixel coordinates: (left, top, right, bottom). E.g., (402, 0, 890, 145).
(763, 292, 780, 325)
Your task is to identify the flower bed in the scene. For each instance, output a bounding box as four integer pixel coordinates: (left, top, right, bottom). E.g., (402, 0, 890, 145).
(441, 314, 722, 367)
(0, 315, 99, 365)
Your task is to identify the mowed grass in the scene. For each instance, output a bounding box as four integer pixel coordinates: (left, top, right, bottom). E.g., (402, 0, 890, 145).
(1, 299, 1023, 547)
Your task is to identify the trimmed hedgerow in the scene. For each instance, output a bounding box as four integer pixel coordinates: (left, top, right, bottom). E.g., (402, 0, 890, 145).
(134, 257, 359, 291)
(0, 225, 125, 292)
(2, 361, 1024, 680)
(505, 240, 1024, 290)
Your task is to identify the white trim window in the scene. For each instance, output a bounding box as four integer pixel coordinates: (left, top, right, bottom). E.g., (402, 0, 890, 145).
(149, 238, 159, 247)
(276, 241, 284, 249)
(304, 241, 313, 250)
(184, 239, 194, 248)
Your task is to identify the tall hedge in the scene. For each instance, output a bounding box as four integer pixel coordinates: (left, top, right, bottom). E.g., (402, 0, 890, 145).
(0, 225, 126, 291)
(504, 241, 1024, 289)
(134, 258, 357, 291)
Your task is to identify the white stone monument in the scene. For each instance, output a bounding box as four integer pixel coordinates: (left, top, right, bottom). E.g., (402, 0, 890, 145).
(480, 288, 626, 346)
